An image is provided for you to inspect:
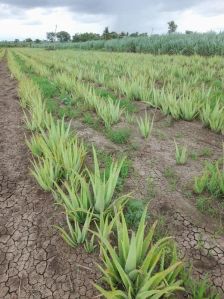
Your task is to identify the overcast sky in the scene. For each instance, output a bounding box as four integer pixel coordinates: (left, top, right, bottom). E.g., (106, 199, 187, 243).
(0, 0, 224, 40)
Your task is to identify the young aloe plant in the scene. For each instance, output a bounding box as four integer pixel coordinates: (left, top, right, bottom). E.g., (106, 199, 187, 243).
(200, 100, 224, 133)
(84, 234, 97, 253)
(95, 208, 184, 298)
(31, 157, 61, 191)
(26, 133, 43, 157)
(194, 158, 224, 197)
(96, 99, 123, 128)
(23, 96, 46, 132)
(174, 139, 188, 165)
(55, 176, 92, 224)
(179, 97, 198, 121)
(194, 172, 209, 194)
(87, 147, 129, 214)
(56, 210, 93, 247)
(137, 112, 154, 139)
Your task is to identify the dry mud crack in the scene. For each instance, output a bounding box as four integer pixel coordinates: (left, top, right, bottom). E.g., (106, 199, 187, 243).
(0, 61, 100, 298)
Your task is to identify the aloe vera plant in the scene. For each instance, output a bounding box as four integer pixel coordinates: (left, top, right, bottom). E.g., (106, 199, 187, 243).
(56, 210, 93, 247)
(23, 95, 46, 131)
(194, 154, 224, 197)
(19, 77, 42, 109)
(194, 172, 209, 194)
(87, 147, 129, 214)
(200, 101, 224, 133)
(137, 112, 154, 139)
(96, 99, 123, 128)
(55, 176, 92, 223)
(179, 97, 198, 121)
(26, 133, 43, 157)
(95, 208, 184, 298)
(95, 213, 116, 252)
(31, 157, 61, 191)
(38, 117, 86, 176)
(174, 140, 188, 165)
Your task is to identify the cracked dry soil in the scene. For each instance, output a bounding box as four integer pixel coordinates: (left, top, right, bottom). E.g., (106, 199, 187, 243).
(0, 61, 100, 298)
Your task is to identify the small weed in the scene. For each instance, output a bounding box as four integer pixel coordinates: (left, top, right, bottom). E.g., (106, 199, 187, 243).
(83, 113, 95, 126)
(107, 128, 130, 144)
(154, 129, 167, 140)
(120, 158, 132, 179)
(129, 143, 139, 151)
(125, 112, 135, 124)
(153, 215, 169, 242)
(33, 76, 58, 99)
(182, 184, 194, 199)
(162, 116, 174, 127)
(182, 270, 221, 299)
(124, 199, 146, 230)
(196, 196, 211, 213)
(61, 96, 73, 106)
(198, 147, 213, 158)
(119, 98, 137, 113)
(45, 98, 59, 114)
(189, 151, 198, 161)
(175, 132, 184, 139)
(196, 195, 222, 218)
(147, 176, 156, 199)
(164, 166, 178, 190)
(196, 233, 205, 250)
(58, 107, 80, 119)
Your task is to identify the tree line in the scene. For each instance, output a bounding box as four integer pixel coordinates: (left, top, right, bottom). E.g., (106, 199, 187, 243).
(46, 22, 179, 43)
(12, 21, 186, 44)
(46, 27, 150, 43)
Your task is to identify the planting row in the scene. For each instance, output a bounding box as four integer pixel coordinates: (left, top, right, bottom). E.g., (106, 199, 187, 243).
(15, 48, 224, 133)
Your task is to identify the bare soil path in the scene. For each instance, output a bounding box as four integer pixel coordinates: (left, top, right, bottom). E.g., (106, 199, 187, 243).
(0, 60, 99, 298)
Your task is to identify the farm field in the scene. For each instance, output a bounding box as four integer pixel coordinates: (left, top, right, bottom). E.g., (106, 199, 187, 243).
(1, 48, 224, 298)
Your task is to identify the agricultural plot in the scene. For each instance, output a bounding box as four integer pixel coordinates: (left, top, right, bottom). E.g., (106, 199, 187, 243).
(1, 48, 224, 298)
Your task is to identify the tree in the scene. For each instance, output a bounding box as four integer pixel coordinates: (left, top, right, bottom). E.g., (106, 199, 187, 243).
(56, 31, 71, 42)
(103, 27, 110, 40)
(25, 38, 32, 43)
(34, 39, 41, 43)
(46, 32, 56, 42)
(168, 21, 177, 34)
(130, 32, 139, 37)
(72, 32, 100, 42)
(119, 31, 126, 38)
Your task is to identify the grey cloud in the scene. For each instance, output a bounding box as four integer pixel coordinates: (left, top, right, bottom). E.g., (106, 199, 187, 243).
(0, 0, 223, 33)
(0, 0, 206, 13)
(22, 20, 42, 26)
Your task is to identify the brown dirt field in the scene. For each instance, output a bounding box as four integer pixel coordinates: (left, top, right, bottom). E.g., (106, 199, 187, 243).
(0, 61, 100, 298)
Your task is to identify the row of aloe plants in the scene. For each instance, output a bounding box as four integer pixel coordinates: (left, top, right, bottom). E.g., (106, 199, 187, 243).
(18, 48, 224, 134)
(7, 50, 220, 298)
(13, 49, 156, 140)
